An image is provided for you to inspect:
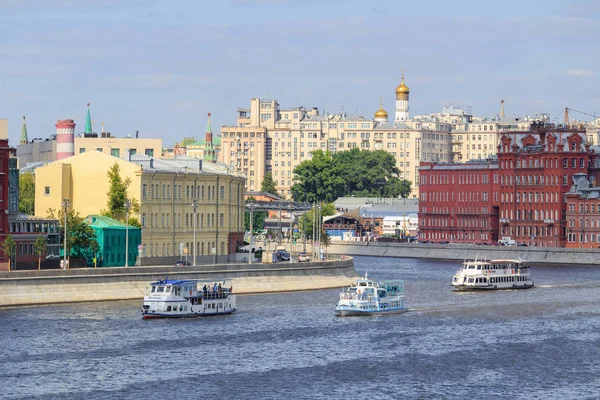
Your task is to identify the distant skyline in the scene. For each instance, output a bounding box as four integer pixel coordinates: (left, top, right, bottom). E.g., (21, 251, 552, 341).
(1, 0, 599, 146)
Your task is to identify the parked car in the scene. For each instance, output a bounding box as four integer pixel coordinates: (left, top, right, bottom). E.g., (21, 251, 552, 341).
(298, 252, 310, 263)
(276, 250, 290, 262)
(174, 260, 191, 266)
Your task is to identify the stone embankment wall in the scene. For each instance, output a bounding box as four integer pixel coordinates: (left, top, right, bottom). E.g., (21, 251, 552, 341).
(0, 259, 357, 307)
(328, 242, 600, 265)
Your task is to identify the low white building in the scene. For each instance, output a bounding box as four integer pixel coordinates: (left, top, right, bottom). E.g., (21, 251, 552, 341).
(382, 214, 418, 237)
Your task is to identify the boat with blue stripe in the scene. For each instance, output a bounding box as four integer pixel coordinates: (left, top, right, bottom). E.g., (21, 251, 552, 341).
(141, 278, 236, 319)
(335, 274, 407, 316)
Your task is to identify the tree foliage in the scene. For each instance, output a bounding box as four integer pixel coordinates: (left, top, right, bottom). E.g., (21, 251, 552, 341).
(34, 236, 46, 270)
(47, 207, 99, 260)
(291, 149, 412, 202)
(1, 235, 15, 270)
(19, 172, 35, 215)
(101, 163, 141, 228)
(261, 172, 279, 197)
(298, 202, 336, 240)
(244, 197, 266, 233)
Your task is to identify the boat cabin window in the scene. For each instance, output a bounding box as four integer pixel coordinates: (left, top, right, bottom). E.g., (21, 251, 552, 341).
(476, 265, 481, 270)
(359, 282, 367, 287)
(468, 265, 475, 269)
(151, 286, 156, 293)
(165, 286, 172, 293)
(156, 286, 165, 293)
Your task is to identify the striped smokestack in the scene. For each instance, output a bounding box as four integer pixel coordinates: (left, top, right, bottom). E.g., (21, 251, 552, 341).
(56, 119, 75, 160)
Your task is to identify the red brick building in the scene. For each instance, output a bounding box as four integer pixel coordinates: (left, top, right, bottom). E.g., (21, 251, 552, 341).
(419, 124, 599, 247)
(564, 173, 600, 248)
(0, 139, 10, 270)
(418, 161, 499, 244)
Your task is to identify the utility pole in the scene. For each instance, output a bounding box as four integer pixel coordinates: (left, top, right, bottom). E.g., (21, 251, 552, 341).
(62, 199, 70, 268)
(124, 199, 131, 267)
(249, 201, 254, 265)
(192, 199, 198, 266)
(289, 205, 293, 263)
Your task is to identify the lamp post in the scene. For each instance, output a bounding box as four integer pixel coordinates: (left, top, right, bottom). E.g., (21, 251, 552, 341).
(61, 199, 70, 268)
(248, 201, 254, 265)
(192, 199, 198, 266)
(289, 204, 293, 263)
(124, 198, 131, 267)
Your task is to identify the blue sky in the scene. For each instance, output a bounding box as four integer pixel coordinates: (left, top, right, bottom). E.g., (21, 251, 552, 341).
(1, 0, 599, 146)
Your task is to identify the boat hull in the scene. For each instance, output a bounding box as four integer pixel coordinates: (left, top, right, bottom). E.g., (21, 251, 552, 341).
(335, 307, 408, 317)
(452, 283, 534, 291)
(142, 308, 237, 320)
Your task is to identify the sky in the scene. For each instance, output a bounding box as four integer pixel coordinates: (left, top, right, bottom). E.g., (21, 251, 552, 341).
(1, 0, 599, 146)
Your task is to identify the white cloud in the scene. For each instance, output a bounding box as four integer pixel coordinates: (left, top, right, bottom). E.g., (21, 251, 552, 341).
(565, 69, 595, 77)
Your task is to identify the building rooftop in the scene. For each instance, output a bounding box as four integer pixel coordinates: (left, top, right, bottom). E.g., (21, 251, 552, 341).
(85, 214, 131, 229)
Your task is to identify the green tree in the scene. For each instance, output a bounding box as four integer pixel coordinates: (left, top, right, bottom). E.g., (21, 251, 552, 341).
(87, 240, 100, 267)
(261, 172, 279, 197)
(19, 173, 35, 215)
(291, 149, 401, 202)
(34, 236, 47, 270)
(244, 197, 266, 234)
(47, 208, 98, 260)
(298, 203, 336, 240)
(1, 235, 16, 271)
(104, 163, 129, 219)
(383, 178, 412, 199)
(320, 232, 331, 258)
(291, 150, 345, 202)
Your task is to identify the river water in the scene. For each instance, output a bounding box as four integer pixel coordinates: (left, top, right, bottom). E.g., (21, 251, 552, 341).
(2, 256, 600, 399)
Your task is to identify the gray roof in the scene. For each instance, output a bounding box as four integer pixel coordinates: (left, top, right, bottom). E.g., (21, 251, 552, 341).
(128, 154, 243, 177)
(373, 121, 412, 130)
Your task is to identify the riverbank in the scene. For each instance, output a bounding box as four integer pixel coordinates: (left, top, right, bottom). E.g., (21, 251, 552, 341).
(326, 241, 600, 265)
(0, 259, 357, 307)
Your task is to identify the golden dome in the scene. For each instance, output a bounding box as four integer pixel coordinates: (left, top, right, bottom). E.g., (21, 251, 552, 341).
(375, 105, 388, 119)
(395, 77, 410, 95)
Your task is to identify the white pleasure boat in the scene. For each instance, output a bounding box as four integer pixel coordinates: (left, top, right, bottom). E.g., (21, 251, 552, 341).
(336, 275, 407, 316)
(141, 278, 236, 319)
(452, 258, 534, 291)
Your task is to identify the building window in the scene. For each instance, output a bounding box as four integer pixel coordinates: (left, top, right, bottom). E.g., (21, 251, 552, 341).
(111, 148, 120, 157)
(97, 148, 103, 152)
(44, 186, 51, 195)
(145, 149, 154, 157)
(130, 148, 137, 156)
(142, 184, 147, 199)
(79, 148, 85, 154)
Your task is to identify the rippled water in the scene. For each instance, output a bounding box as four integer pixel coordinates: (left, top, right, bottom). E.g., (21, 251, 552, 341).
(2, 257, 600, 399)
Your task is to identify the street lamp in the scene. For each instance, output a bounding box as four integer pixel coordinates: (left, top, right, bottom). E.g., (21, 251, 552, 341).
(289, 204, 293, 264)
(192, 199, 198, 266)
(124, 198, 131, 267)
(248, 201, 254, 265)
(61, 198, 70, 269)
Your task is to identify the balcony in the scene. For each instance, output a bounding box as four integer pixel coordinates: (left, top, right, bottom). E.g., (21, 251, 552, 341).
(544, 219, 555, 225)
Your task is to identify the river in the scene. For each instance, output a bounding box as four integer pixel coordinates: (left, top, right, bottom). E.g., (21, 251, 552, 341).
(2, 256, 600, 399)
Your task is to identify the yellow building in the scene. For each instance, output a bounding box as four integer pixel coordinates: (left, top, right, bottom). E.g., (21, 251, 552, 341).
(35, 151, 246, 265)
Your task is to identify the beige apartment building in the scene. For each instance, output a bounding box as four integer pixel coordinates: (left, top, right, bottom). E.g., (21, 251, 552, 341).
(17, 136, 162, 164)
(0, 119, 7, 140)
(35, 151, 246, 265)
(417, 104, 549, 163)
(221, 82, 453, 199)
